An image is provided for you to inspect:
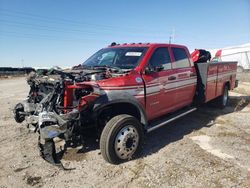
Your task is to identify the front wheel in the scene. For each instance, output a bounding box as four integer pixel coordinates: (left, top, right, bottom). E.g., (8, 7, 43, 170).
(100, 114, 144, 164)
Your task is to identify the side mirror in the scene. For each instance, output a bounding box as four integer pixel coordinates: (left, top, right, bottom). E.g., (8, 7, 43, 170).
(154, 65, 164, 72)
(144, 65, 164, 74)
(144, 67, 152, 74)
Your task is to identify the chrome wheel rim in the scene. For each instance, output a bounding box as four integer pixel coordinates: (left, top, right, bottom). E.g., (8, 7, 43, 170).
(223, 88, 228, 106)
(114, 125, 139, 160)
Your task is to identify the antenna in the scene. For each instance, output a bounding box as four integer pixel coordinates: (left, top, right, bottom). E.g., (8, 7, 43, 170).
(169, 27, 175, 44)
(172, 27, 175, 43)
(21, 59, 24, 68)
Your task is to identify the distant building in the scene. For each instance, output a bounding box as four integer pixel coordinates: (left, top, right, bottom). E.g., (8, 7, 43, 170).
(210, 43, 250, 72)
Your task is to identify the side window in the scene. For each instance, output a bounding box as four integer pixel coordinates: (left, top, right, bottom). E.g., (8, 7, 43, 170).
(172, 48, 190, 68)
(148, 47, 171, 70)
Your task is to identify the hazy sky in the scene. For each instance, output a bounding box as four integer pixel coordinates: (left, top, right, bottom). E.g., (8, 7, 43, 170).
(0, 0, 249, 68)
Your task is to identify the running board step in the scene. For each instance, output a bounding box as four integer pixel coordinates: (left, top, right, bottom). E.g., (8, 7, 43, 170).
(147, 107, 197, 133)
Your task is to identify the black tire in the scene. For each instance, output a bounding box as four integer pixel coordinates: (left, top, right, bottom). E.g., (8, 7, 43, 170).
(13, 103, 25, 123)
(215, 85, 229, 109)
(38, 137, 58, 164)
(100, 114, 144, 164)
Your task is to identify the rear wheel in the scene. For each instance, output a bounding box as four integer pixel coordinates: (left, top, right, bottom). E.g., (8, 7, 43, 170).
(215, 85, 229, 108)
(100, 114, 144, 164)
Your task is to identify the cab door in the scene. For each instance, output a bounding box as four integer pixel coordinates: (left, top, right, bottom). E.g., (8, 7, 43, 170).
(142, 47, 175, 120)
(171, 47, 197, 108)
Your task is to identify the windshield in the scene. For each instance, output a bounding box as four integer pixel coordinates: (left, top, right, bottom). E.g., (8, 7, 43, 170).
(82, 47, 148, 69)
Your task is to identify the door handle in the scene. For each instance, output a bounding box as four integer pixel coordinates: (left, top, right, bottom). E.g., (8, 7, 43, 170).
(168, 76, 176, 81)
(190, 73, 197, 77)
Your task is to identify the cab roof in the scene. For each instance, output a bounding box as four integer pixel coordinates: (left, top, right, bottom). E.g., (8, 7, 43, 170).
(107, 42, 187, 49)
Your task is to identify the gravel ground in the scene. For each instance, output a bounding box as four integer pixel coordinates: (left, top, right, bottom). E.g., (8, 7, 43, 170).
(0, 76, 250, 188)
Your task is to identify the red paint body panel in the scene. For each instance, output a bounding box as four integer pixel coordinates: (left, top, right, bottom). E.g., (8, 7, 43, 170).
(191, 50, 200, 62)
(206, 64, 218, 102)
(205, 62, 237, 103)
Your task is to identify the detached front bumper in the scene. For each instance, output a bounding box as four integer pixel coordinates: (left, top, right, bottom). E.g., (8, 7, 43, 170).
(39, 110, 79, 140)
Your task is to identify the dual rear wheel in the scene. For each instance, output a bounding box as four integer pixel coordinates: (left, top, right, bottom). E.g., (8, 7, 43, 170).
(214, 85, 229, 108)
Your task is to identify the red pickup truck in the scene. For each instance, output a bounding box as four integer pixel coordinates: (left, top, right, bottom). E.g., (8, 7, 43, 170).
(14, 43, 237, 165)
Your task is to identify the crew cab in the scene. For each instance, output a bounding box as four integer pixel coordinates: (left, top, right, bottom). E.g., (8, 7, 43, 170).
(14, 43, 237, 165)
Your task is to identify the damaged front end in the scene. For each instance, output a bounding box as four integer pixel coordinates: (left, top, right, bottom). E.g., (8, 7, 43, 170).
(13, 68, 106, 165)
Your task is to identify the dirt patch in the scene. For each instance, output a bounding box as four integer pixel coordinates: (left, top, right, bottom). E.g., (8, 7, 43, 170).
(215, 117, 227, 124)
(242, 172, 250, 187)
(228, 97, 250, 111)
(26, 176, 42, 186)
(13, 166, 29, 173)
(191, 135, 234, 159)
(217, 131, 238, 137)
(62, 148, 88, 162)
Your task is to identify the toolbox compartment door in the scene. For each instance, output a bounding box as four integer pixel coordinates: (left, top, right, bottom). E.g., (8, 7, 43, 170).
(195, 61, 237, 104)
